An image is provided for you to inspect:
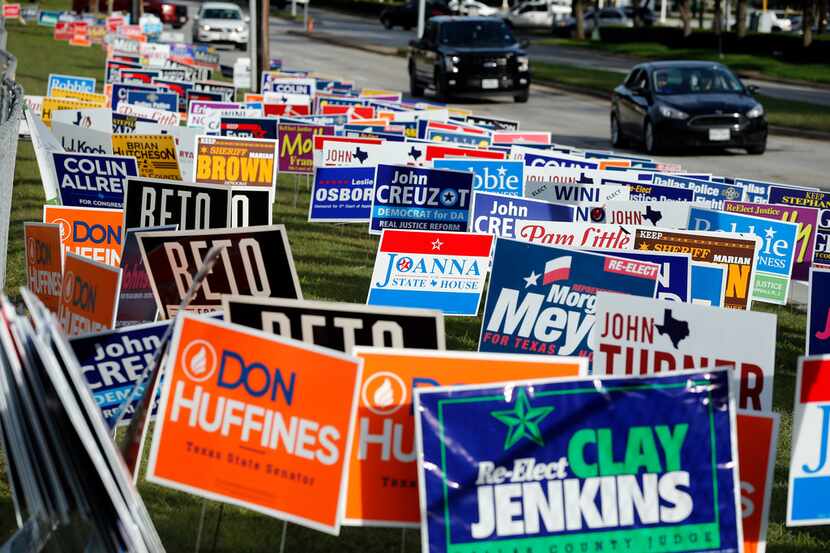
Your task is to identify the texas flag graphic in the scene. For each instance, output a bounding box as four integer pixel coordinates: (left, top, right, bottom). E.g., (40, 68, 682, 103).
(543, 256, 572, 285)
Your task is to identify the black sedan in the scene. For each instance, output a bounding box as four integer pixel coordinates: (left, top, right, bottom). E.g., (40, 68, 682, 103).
(611, 61, 768, 155)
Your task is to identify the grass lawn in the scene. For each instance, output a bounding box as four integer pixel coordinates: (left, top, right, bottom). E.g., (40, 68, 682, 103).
(5, 15, 830, 553)
(532, 61, 830, 134)
(536, 37, 830, 86)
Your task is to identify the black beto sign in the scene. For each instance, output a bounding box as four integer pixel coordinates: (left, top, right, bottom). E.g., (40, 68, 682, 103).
(222, 296, 446, 352)
(137, 225, 302, 319)
(123, 178, 270, 230)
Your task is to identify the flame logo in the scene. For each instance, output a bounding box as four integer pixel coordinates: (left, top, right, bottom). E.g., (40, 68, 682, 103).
(373, 378, 395, 408)
(181, 340, 217, 383)
(361, 372, 407, 416)
(189, 346, 207, 375)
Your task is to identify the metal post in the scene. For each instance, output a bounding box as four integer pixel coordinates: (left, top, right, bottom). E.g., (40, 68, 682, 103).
(194, 501, 208, 553)
(292, 0, 297, 16)
(660, 0, 667, 22)
(303, 2, 308, 29)
(278, 520, 288, 553)
(250, 0, 258, 92)
(417, 0, 426, 37)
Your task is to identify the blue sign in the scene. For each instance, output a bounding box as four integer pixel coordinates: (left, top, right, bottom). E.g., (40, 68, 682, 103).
(690, 263, 727, 307)
(480, 238, 658, 356)
(370, 164, 474, 235)
(470, 192, 573, 239)
(734, 177, 784, 203)
(309, 167, 375, 222)
(38, 10, 61, 26)
(47, 73, 96, 96)
(111, 83, 158, 112)
(125, 90, 179, 113)
(652, 174, 743, 209)
(808, 268, 830, 355)
(415, 370, 741, 553)
(627, 181, 695, 202)
(434, 159, 524, 197)
(605, 251, 690, 302)
(54, 153, 138, 209)
(688, 207, 797, 305)
(69, 321, 169, 428)
(426, 130, 490, 148)
(520, 149, 598, 169)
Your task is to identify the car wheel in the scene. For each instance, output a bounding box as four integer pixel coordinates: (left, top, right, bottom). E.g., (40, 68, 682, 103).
(746, 141, 766, 155)
(410, 66, 424, 97)
(610, 112, 626, 148)
(514, 90, 529, 103)
(643, 119, 659, 154)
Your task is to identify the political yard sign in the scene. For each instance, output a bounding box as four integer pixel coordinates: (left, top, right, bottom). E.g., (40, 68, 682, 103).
(58, 252, 121, 336)
(787, 355, 830, 526)
(808, 268, 830, 356)
(69, 321, 168, 427)
(309, 167, 376, 222)
(470, 192, 573, 239)
(737, 411, 779, 553)
(53, 152, 139, 209)
(367, 230, 493, 317)
(767, 186, 830, 267)
(194, 136, 278, 195)
(112, 134, 182, 181)
(146, 314, 362, 535)
(479, 239, 659, 357)
(592, 292, 777, 412)
(43, 205, 124, 267)
(116, 225, 176, 327)
(344, 349, 587, 527)
(369, 165, 474, 235)
(433, 159, 525, 197)
(414, 370, 742, 553)
(24, 222, 63, 312)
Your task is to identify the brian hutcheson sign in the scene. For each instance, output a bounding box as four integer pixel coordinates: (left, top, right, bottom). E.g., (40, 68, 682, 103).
(592, 292, 777, 412)
(146, 313, 362, 535)
(414, 370, 743, 553)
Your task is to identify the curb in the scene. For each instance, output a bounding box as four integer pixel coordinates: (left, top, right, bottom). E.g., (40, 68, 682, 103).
(285, 30, 830, 142)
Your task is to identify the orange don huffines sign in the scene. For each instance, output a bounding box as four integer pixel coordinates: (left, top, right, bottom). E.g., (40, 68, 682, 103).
(43, 205, 124, 268)
(58, 252, 121, 336)
(344, 349, 588, 526)
(25, 222, 63, 312)
(146, 315, 363, 534)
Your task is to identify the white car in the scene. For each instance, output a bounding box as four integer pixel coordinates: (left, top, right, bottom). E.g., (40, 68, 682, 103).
(193, 2, 249, 50)
(506, 0, 560, 28)
(449, 0, 501, 16)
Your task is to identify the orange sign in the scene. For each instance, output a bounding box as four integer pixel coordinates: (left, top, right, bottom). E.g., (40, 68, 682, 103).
(58, 252, 121, 336)
(146, 315, 363, 534)
(737, 410, 779, 553)
(43, 205, 124, 268)
(344, 349, 587, 526)
(24, 222, 63, 312)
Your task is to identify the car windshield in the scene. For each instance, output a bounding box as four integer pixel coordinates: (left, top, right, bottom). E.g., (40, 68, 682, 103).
(202, 8, 241, 19)
(652, 66, 744, 94)
(439, 20, 517, 46)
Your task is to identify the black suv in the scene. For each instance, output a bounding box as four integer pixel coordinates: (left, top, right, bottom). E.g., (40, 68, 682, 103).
(408, 17, 531, 102)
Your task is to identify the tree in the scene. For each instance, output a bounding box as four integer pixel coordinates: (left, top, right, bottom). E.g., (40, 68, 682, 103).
(679, 0, 693, 36)
(817, 0, 827, 34)
(572, 0, 585, 39)
(736, 0, 749, 37)
(712, 0, 723, 33)
(803, 0, 816, 47)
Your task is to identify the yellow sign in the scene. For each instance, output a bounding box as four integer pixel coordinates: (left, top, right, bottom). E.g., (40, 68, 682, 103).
(41, 97, 100, 127)
(112, 134, 182, 180)
(50, 87, 108, 106)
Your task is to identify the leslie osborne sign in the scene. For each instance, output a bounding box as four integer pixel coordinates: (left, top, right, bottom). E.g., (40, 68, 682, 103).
(414, 370, 743, 553)
(479, 238, 659, 357)
(146, 313, 362, 535)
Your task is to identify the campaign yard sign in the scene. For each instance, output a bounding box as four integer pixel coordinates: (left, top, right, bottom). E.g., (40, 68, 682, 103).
(633, 229, 759, 311)
(808, 268, 830, 356)
(688, 207, 798, 305)
(345, 349, 587, 527)
(592, 292, 777, 411)
(725, 201, 818, 282)
(691, 262, 727, 307)
(627, 181, 695, 202)
(652, 173, 744, 209)
(116, 225, 177, 327)
(367, 230, 493, 316)
(598, 201, 691, 229)
(194, 136, 278, 196)
(223, 296, 446, 351)
(47, 73, 96, 96)
(524, 169, 630, 206)
(112, 134, 182, 181)
(69, 321, 168, 427)
(369, 165, 474, 235)
(767, 186, 830, 267)
(125, 90, 179, 113)
(516, 221, 635, 250)
(53, 152, 138, 209)
(146, 314, 362, 535)
(58, 252, 121, 336)
(480, 238, 659, 357)
(470, 192, 573, 239)
(138, 225, 302, 318)
(308, 167, 376, 222)
(278, 123, 333, 174)
(220, 116, 278, 140)
(433, 159, 525, 197)
(414, 370, 742, 553)
(605, 251, 691, 303)
(24, 222, 63, 312)
(122, 178, 234, 230)
(43, 205, 124, 267)
(737, 411, 779, 553)
(787, 355, 830, 526)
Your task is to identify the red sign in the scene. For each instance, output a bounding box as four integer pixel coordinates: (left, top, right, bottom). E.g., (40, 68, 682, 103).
(737, 411, 779, 553)
(54, 21, 73, 41)
(2, 4, 21, 18)
(264, 103, 311, 117)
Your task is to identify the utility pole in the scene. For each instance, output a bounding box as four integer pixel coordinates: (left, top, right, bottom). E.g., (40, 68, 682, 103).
(250, 0, 269, 92)
(131, 0, 141, 24)
(417, 0, 426, 37)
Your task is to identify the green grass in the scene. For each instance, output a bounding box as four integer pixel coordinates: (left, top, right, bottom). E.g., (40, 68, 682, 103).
(5, 13, 830, 553)
(536, 37, 830, 85)
(533, 61, 830, 133)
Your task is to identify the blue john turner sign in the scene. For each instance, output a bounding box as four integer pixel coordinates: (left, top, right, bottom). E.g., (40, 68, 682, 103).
(479, 238, 659, 356)
(370, 164, 474, 235)
(414, 370, 742, 553)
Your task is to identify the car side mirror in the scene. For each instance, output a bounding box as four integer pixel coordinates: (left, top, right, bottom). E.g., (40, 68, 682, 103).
(244, 15, 250, 22)
(747, 84, 760, 94)
(519, 39, 530, 48)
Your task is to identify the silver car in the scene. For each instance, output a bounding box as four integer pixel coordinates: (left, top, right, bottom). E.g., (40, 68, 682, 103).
(193, 2, 249, 49)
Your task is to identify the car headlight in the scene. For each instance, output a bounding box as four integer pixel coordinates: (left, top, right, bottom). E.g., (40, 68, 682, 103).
(517, 55, 529, 72)
(200, 24, 211, 31)
(746, 104, 764, 118)
(658, 104, 689, 120)
(444, 55, 460, 73)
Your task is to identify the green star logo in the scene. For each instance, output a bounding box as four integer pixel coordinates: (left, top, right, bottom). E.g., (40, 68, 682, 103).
(490, 388, 554, 450)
